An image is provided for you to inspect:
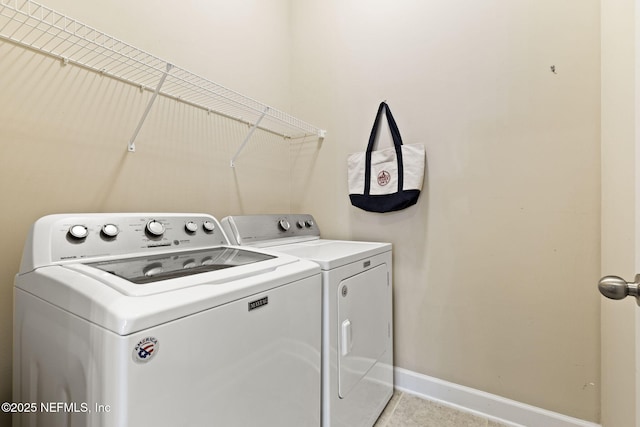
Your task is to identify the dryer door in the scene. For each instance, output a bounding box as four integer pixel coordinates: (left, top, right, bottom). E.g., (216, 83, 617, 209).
(337, 263, 390, 398)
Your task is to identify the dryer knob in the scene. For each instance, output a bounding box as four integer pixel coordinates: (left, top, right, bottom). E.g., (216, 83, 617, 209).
(68, 225, 88, 240)
(203, 221, 216, 233)
(278, 219, 291, 231)
(146, 220, 165, 237)
(296, 220, 305, 229)
(305, 219, 314, 228)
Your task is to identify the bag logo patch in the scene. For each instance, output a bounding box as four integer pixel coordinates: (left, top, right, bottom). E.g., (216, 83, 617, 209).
(377, 170, 391, 186)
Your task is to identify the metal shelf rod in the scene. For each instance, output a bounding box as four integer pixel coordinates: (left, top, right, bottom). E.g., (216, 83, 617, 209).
(128, 63, 173, 152)
(230, 107, 269, 168)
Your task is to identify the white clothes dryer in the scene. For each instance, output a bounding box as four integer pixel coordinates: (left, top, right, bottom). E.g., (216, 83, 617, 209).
(221, 214, 393, 427)
(13, 213, 321, 427)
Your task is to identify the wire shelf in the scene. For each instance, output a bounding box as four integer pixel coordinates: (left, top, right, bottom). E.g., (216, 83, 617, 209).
(0, 0, 325, 155)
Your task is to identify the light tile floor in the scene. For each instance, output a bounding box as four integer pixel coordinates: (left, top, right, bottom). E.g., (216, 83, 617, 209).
(374, 391, 513, 427)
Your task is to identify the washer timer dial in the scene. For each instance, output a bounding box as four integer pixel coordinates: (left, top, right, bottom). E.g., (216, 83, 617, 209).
(145, 220, 165, 237)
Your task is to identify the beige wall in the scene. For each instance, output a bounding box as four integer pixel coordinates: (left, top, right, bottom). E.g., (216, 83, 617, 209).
(0, 0, 602, 425)
(290, 0, 601, 422)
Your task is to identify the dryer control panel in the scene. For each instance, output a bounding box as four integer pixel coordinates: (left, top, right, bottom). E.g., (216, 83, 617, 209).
(221, 214, 321, 247)
(20, 213, 229, 271)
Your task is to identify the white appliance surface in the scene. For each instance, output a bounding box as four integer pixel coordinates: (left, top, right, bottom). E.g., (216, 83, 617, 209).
(13, 213, 322, 427)
(221, 214, 394, 427)
(270, 239, 389, 270)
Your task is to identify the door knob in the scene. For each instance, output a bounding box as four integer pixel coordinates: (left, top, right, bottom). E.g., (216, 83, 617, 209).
(598, 274, 640, 301)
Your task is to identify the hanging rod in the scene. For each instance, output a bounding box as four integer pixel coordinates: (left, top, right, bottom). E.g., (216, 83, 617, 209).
(0, 0, 326, 155)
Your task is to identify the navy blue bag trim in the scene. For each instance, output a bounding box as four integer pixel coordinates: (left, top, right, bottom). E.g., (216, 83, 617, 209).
(351, 102, 421, 213)
(350, 190, 420, 213)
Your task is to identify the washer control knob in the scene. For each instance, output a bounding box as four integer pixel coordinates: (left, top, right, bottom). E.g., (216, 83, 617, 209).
(203, 221, 216, 233)
(146, 220, 165, 237)
(305, 219, 314, 228)
(296, 220, 305, 228)
(68, 225, 88, 240)
(101, 224, 119, 238)
(278, 219, 291, 231)
(185, 221, 198, 233)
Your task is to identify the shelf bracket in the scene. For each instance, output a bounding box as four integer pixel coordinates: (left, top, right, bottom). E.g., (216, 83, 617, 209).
(230, 106, 269, 167)
(128, 63, 174, 152)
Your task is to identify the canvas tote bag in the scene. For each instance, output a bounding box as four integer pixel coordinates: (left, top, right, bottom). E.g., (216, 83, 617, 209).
(348, 102, 425, 213)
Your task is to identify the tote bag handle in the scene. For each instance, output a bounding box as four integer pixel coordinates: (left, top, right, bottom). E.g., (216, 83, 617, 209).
(364, 102, 404, 195)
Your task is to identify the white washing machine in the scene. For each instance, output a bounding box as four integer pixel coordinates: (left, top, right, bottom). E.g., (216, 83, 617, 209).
(221, 214, 393, 427)
(13, 213, 321, 427)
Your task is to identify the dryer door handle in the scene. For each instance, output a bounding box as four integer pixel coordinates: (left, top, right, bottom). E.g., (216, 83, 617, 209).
(341, 319, 352, 356)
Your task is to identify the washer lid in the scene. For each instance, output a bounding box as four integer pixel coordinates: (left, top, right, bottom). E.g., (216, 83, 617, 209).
(61, 245, 299, 297)
(85, 247, 275, 285)
(16, 248, 320, 335)
(269, 239, 391, 270)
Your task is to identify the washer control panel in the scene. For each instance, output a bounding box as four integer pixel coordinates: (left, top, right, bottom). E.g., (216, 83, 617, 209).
(25, 213, 229, 267)
(221, 214, 320, 246)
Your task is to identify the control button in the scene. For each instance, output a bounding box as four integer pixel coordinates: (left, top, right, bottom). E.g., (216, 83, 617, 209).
(201, 256, 214, 265)
(305, 219, 314, 228)
(296, 220, 305, 228)
(183, 259, 196, 269)
(101, 224, 119, 238)
(143, 263, 163, 277)
(146, 220, 165, 237)
(68, 225, 88, 240)
(185, 221, 198, 233)
(278, 219, 291, 231)
(203, 221, 216, 233)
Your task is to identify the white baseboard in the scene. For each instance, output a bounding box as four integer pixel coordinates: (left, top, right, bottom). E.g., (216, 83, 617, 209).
(394, 367, 600, 427)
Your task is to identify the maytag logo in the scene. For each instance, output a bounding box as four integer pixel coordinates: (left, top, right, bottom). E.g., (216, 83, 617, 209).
(248, 296, 268, 311)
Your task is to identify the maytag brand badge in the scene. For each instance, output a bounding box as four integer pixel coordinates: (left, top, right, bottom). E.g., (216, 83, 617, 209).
(133, 336, 159, 363)
(248, 296, 269, 311)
